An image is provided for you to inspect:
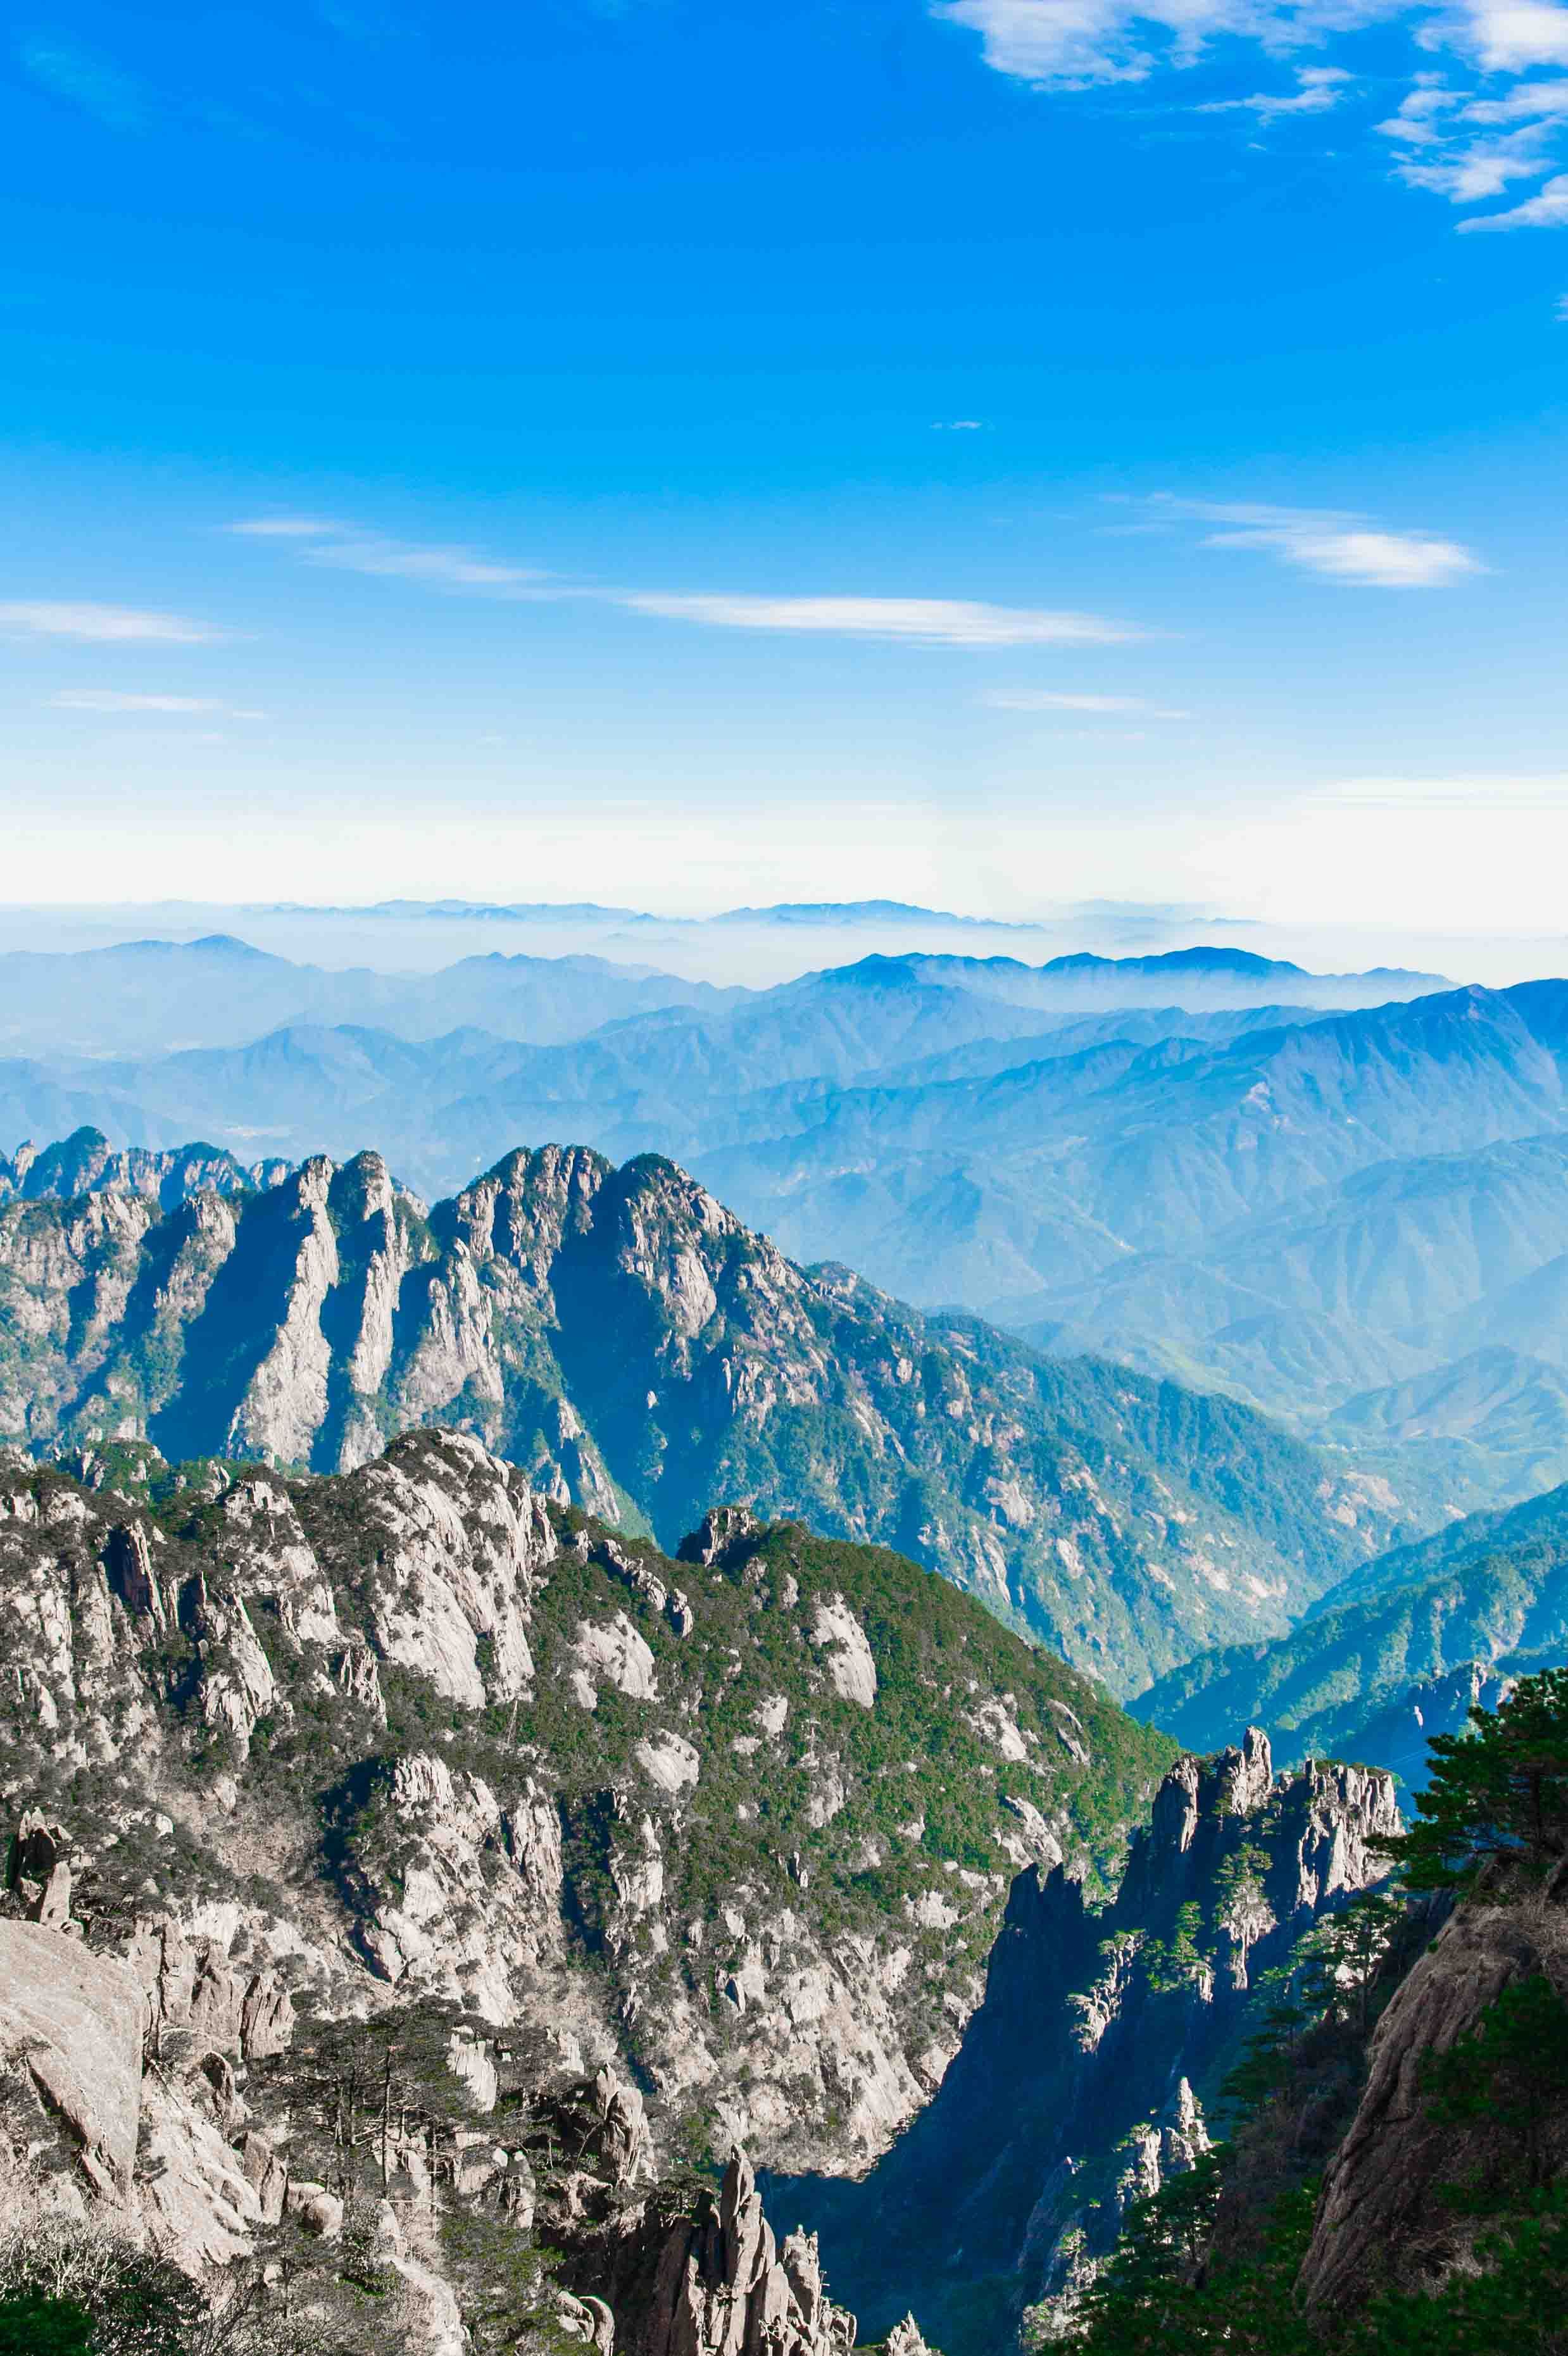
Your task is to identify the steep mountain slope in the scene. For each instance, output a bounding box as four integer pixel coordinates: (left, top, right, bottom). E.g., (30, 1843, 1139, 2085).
(0, 1433, 1170, 2177)
(0, 1141, 1404, 1695)
(0, 1427, 1403, 2356)
(767, 1729, 1399, 2356)
(0, 1431, 1174, 2350)
(1132, 1481, 1568, 1776)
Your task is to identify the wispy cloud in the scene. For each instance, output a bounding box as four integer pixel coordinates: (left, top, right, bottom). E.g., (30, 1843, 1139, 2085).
(1460, 171, 1568, 226)
(48, 691, 263, 716)
(1199, 65, 1353, 122)
(931, 418, 988, 430)
(229, 518, 1139, 648)
(228, 518, 542, 589)
(0, 601, 226, 642)
(17, 33, 148, 131)
(229, 516, 348, 539)
(610, 592, 1138, 646)
(306, 536, 543, 588)
(933, 0, 1568, 229)
(1144, 496, 1483, 587)
(981, 689, 1191, 714)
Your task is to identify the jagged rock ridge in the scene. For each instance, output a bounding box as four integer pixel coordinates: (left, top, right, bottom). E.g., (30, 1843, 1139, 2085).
(0, 1426, 1168, 2231)
(767, 1728, 1401, 2356)
(0, 1138, 1402, 1693)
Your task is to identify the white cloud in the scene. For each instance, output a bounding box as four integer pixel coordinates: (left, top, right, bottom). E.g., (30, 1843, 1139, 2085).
(229, 516, 348, 538)
(1450, 0, 1568, 73)
(1462, 75, 1568, 122)
(611, 592, 1138, 646)
(1557, 289, 1568, 310)
(932, 418, 988, 429)
(229, 517, 1139, 648)
(48, 691, 265, 717)
(932, 0, 1400, 92)
(303, 536, 542, 588)
(0, 601, 225, 642)
(1200, 65, 1353, 119)
(1460, 168, 1568, 222)
(1397, 119, 1559, 197)
(1150, 497, 1483, 586)
(229, 518, 541, 587)
(934, 0, 1568, 227)
(982, 689, 1191, 713)
(1374, 75, 1463, 147)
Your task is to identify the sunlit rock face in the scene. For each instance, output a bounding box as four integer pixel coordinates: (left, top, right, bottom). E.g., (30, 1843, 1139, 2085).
(0, 1139, 1399, 1695)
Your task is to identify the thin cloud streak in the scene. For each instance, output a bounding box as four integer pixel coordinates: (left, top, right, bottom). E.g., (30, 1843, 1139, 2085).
(227, 518, 1141, 648)
(48, 691, 265, 716)
(0, 601, 226, 642)
(229, 517, 348, 538)
(1143, 496, 1484, 587)
(1198, 65, 1353, 120)
(611, 592, 1139, 646)
(229, 519, 543, 587)
(982, 689, 1191, 713)
(17, 34, 148, 132)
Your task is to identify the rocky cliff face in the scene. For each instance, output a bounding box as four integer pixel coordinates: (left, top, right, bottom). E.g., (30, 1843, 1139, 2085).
(1299, 1886, 1568, 2311)
(768, 1729, 1402, 2356)
(0, 1137, 1402, 1694)
(0, 1424, 1176, 2347)
(0, 1125, 286, 1206)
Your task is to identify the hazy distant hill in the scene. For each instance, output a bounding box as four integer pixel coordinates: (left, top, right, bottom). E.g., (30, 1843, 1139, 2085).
(14, 944, 1568, 1510)
(0, 932, 737, 1056)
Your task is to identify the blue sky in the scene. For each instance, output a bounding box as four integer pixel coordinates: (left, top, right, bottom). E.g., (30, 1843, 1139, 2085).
(3, 0, 1567, 939)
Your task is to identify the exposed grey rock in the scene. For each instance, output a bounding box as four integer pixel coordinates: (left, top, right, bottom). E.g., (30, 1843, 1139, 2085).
(808, 1598, 878, 1710)
(638, 2150, 855, 2356)
(0, 1141, 1400, 1698)
(1300, 1890, 1568, 2310)
(0, 1919, 144, 2193)
(680, 1507, 760, 1567)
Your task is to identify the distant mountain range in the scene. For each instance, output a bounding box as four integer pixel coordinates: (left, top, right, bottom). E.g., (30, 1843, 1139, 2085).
(0, 1134, 1405, 1696)
(0, 933, 1442, 1061)
(14, 936, 1568, 1514)
(0, 932, 740, 1058)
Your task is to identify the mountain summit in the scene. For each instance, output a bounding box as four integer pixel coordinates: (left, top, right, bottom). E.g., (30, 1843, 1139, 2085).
(0, 1136, 1401, 1693)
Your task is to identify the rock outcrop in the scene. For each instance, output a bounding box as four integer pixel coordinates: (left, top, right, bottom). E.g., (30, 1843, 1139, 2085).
(0, 1919, 144, 2195)
(0, 1425, 1168, 2298)
(1299, 1889, 1568, 2310)
(584, 2150, 855, 2356)
(0, 1137, 1402, 1695)
(770, 1731, 1401, 2356)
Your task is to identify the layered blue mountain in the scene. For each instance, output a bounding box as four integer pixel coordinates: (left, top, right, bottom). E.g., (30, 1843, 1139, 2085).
(12, 939, 1568, 1508)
